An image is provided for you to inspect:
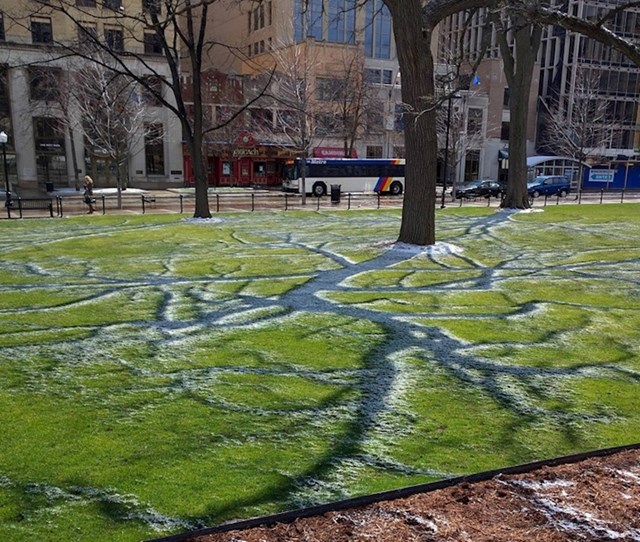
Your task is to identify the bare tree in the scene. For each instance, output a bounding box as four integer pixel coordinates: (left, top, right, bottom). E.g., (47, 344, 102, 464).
(259, 41, 325, 205)
(541, 68, 616, 191)
(490, 4, 542, 209)
(23, 0, 270, 218)
(332, 49, 382, 159)
(71, 61, 153, 208)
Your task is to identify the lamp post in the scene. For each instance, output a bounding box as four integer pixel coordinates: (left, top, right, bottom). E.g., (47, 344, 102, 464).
(440, 95, 453, 209)
(0, 131, 10, 210)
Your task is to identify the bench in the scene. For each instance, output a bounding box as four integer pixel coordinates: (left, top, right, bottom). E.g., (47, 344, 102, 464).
(7, 198, 54, 218)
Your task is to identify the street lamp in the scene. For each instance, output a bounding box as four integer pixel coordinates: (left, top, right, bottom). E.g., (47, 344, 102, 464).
(0, 131, 10, 210)
(440, 95, 454, 209)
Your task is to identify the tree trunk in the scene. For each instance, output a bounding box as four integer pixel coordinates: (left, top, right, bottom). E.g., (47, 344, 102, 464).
(191, 138, 211, 218)
(499, 19, 541, 209)
(386, 0, 437, 246)
(502, 78, 531, 208)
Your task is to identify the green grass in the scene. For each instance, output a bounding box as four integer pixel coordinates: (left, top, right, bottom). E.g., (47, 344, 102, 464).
(1, 206, 640, 541)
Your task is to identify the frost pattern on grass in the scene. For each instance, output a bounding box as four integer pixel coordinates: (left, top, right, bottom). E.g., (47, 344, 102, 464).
(2, 209, 640, 538)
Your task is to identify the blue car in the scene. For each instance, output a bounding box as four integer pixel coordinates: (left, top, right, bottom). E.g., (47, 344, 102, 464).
(527, 175, 571, 198)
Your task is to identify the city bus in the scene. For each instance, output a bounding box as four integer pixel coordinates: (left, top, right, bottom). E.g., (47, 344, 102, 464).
(282, 158, 405, 196)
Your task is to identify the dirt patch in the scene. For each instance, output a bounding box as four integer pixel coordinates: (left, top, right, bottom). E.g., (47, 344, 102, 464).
(190, 448, 640, 542)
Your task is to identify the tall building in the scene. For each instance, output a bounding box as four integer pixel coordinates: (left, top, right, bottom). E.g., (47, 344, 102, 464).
(537, 0, 640, 158)
(0, 0, 183, 195)
(438, 2, 640, 185)
(188, 0, 409, 187)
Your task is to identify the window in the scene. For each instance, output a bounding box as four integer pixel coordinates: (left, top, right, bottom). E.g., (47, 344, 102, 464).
(145, 123, 164, 175)
(503, 88, 510, 108)
(33, 117, 64, 151)
(467, 108, 483, 135)
(105, 28, 124, 51)
(141, 76, 163, 106)
(249, 108, 272, 130)
(295, 0, 323, 41)
(78, 23, 98, 46)
(144, 32, 162, 54)
(501, 121, 510, 141)
(366, 146, 383, 158)
(76, 0, 96, 6)
(365, 68, 381, 84)
(142, 0, 161, 15)
(31, 18, 53, 44)
(328, 0, 356, 44)
(364, 0, 391, 59)
(464, 150, 480, 182)
(316, 78, 339, 101)
(316, 113, 340, 135)
(104, 0, 122, 10)
(29, 67, 61, 101)
(0, 13, 5, 41)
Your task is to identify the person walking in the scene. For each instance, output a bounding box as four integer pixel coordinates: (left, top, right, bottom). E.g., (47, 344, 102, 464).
(83, 175, 96, 214)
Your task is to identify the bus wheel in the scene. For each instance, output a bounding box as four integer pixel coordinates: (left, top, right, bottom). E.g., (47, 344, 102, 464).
(390, 181, 403, 196)
(312, 182, 327, 197)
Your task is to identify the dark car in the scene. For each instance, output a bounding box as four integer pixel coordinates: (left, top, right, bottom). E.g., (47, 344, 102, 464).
(455, 179, 506, 199)
(527, 175, 571, 198)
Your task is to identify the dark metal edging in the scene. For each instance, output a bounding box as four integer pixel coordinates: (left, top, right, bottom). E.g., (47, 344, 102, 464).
(146, 441, 640, 542)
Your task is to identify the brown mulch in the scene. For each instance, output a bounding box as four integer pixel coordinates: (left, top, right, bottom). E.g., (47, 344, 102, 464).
(189, 448, 640, 542)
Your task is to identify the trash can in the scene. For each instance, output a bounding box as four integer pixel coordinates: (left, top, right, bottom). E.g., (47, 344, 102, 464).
(45, 181, 54, 193)
(330, 184, 341, 204)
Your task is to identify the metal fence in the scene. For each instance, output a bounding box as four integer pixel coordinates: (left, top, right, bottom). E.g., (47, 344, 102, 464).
(3, 188, 640, 219)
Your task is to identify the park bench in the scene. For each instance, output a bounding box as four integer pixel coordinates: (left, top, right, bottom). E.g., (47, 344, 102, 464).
(7, 198, 54, 218)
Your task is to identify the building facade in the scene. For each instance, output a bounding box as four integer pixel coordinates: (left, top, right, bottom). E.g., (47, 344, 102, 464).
(183, 0, 409, 187)
(438, 2, 640, 185)
(0, 0, 183, 195)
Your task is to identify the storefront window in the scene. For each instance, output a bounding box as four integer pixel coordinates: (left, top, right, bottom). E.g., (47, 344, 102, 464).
(222, 161, 232, 176)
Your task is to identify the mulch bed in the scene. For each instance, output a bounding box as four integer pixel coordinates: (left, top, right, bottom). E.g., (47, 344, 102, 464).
(187, 448, 640, 542)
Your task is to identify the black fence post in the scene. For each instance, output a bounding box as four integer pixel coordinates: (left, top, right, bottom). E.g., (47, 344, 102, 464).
(216, 193, 220, 213)
(544, 194, 548, 207)
(179, 194, 184, 214)
(578, 189, 582, 204)
(600, 189, 604, 204)
(284, 193, 288, 211)
(141, 194, 146, 214)
(347, 192, 351, 210)
(377, 192, 381, 209)
(621, 190, 625, 204)
(17, 198, 23, 218)
(100, 195, 105, 215)
(251, 193, 255, 212)
(316, 195, 320, 210)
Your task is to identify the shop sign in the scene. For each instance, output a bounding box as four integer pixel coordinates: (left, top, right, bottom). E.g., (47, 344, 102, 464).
(232, 148, 261, 157)
(313, 147, 357, 158)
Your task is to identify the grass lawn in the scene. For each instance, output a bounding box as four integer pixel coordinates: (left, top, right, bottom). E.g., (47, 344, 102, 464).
(0, 205, 639, 541)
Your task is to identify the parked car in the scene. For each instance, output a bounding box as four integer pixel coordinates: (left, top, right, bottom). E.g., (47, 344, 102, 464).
(527, 175, 571, 198)
(455, 179, 506, 199)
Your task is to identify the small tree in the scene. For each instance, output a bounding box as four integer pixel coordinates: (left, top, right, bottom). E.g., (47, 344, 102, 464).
(332, 49, 382, 158)
(541, 68, 615, 191)
(71, 62, 152, 208)
(262, 40, 324, 205)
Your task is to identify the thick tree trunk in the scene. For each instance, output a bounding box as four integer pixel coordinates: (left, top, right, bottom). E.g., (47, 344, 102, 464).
(502, 76, 531, 208)
(386, 0, 437, 246)
(499, 19, 541, 209)
(191, 138, 211, 219)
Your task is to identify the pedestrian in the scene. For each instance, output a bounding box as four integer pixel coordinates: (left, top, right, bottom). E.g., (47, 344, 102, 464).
(83, 175, 96, 214)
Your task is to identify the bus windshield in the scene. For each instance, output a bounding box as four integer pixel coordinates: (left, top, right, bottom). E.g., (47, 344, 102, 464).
(281, 162, 299, 181)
